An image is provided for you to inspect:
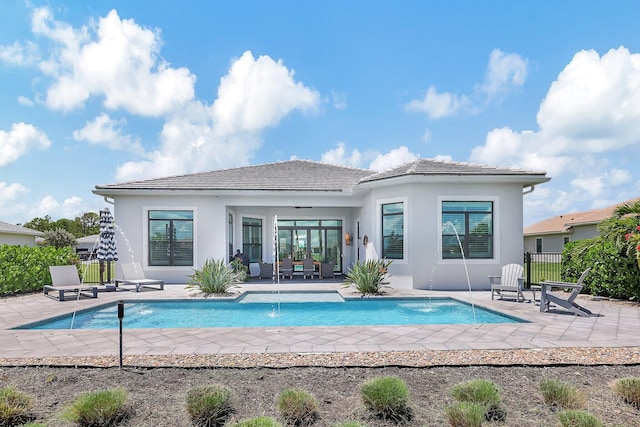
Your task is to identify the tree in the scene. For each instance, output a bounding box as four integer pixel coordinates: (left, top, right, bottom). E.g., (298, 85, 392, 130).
(22, 215, 54, 232)
(77, 212, 100, 236)
(44, 228, 77, 249)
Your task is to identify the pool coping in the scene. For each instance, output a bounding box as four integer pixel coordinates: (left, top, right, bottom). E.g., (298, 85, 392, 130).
(1, 282, 640, 366)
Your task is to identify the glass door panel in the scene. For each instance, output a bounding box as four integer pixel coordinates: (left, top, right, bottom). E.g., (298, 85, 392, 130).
(278, 229, 292, 260)
(294, 229, 307, 261)
(309, 229, 322, 262)
(325, 229, 342, 272)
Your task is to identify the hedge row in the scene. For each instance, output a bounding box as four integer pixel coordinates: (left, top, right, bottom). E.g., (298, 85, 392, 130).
(0, 245, 76, 295)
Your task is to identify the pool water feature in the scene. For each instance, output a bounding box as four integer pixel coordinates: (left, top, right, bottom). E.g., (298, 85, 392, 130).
(18, 293, 524, 330)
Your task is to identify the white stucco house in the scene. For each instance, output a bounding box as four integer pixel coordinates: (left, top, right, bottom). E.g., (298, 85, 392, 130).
(93, 159, 549, 290)
(0, 221, 44, 246)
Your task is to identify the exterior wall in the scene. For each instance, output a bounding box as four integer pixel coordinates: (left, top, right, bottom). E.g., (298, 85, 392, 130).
(110, 179, 529, 289)
(359, 180, 525, 291)
(0, 233, 38, 246)
(523, 234, 567, 253)
(112, 193, 361, 284)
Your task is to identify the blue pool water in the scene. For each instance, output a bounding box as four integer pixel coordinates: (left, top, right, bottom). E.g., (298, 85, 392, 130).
(20, 294, 524, 329)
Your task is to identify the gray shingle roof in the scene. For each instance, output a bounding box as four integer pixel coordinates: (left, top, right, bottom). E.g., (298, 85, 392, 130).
(0, 221, 44, 236)
(96, 160, 373, 192)
(361, 158, 547, 183)
(94, 158, 548, 193)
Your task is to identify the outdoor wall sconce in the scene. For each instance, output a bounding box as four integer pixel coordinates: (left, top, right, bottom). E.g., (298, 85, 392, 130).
(345, 233, 352, 245)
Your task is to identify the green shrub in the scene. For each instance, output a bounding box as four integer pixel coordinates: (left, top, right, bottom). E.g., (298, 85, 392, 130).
(230, 258, 250, 282)
(185, 384, 233, 427)
(343, 260, 392, 295)
(450, 378, 504, 421)
(61, 387, 129, 427)
(444, 402, 485, 427)
(231, 416, 282, 427)
(0, 385, 34, 426)
(0, 245, 77, 295)
(360, 376, 410, 421)
(187, 258, 240, 294)
(613, 377, 640, 409)
(22, 423, 47, 427)
(43, 228, 77, 249)
(276, 388, 319, 426)
(557, 410, 604, 427)
(539, 379, 585, 410)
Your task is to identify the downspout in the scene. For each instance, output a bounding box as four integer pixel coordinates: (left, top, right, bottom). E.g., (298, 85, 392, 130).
(103, 196, 115, 205)
(523, 185, 536, 195)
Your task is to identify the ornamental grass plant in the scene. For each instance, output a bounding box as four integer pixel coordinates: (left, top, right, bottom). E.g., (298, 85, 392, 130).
(187, 258, 240, 294)
(557, 410, 604, 427)
(61, 387, 129, 427)
(360, 376, 411, 422)
(613, 377, 640, 409)
(342, 259, 392, 295)
(0, 385, 34, 427)
(276, 388, 319, 426)
(450, 378, 505, 421)
(185, 384, 233, 427)
(230, 415, 282, 426)
(444, 402, 485, 427)
(539, 379, 586, 411)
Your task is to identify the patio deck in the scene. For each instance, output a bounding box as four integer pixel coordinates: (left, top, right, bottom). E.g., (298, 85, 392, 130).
(1, 281, 639, 366)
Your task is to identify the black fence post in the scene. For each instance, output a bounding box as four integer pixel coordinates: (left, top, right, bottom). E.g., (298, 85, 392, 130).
(525, 251, 532, 288)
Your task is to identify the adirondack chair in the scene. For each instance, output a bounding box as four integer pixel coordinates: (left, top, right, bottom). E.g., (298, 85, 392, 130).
(489, 263, 525, 302)
(539, 268, 592, 317)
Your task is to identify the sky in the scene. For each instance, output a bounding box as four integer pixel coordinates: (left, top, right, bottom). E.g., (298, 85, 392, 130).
(1, 1, 640, 227)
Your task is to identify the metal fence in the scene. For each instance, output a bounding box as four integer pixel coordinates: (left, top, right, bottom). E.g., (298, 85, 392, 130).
(524, 251, 563, 287)
(78, 258, 116, 284)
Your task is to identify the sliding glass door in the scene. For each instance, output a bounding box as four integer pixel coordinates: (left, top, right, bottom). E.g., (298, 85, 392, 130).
(277, 219, 342, 272)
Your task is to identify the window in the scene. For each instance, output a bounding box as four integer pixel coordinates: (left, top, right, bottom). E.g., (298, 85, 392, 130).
(442, 201, 493, 259)
(242, 217, 262, 263)
(382, 202, 404, 259)
(148, 210, 193, 266)
(536, 238, 543, 253)
(563, 236, 570, 246)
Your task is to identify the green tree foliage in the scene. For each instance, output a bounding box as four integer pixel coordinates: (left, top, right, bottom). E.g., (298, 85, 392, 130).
(561, 206, 640, 300)
(44, 228, 77, 249)
(0, 245, 76, 294)
(21, 212, 101, 238)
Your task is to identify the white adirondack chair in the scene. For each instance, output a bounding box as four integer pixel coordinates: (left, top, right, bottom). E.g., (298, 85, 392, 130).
(489, 263, 525, 302)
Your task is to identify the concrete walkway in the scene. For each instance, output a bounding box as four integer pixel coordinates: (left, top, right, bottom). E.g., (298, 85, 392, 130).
(1, 282, 639, 360)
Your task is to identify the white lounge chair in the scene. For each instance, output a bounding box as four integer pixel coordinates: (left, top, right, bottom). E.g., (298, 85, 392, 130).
(44, 265, 98, 301)
(489, 263, 525, 302)
(540, 268, 592, 317)
(116, 262, 164, 292)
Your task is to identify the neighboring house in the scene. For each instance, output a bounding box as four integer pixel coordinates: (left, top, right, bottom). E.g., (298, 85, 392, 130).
(524, 196, 640, 253)
(0, 221, 44, 246)
(76, 234, 99, 259)
(93, 159, 549, 290)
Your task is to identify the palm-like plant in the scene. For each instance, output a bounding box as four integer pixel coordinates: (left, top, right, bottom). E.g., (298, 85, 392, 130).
(343, 259, 392, 295)
(187, 258, 240, 294)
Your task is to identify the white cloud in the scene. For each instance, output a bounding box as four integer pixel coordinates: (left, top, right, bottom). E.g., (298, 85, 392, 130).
(73, 113, 146, 156)
(406, 49, 528, 119)
(32, 195, 60, 218)
(320, 142, 362, 167)
(331, 90, 347, 110)
(0, 122, 51, 167)
(0, 182, 29, 219)
(369, 146, 419, 171)
(471, 46, 640, 224)
(116, 51, 321, 182)
(0, 41, 39, 66)
(479, 49, 528, 99)
(32, 7, 195, 116)
(405, 86, 469, 119)
(17, 96, 34, 106)
(212, 51, 320, 135)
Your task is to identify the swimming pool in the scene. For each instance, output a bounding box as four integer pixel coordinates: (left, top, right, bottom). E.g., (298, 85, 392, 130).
(19, 293, 524, 329)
